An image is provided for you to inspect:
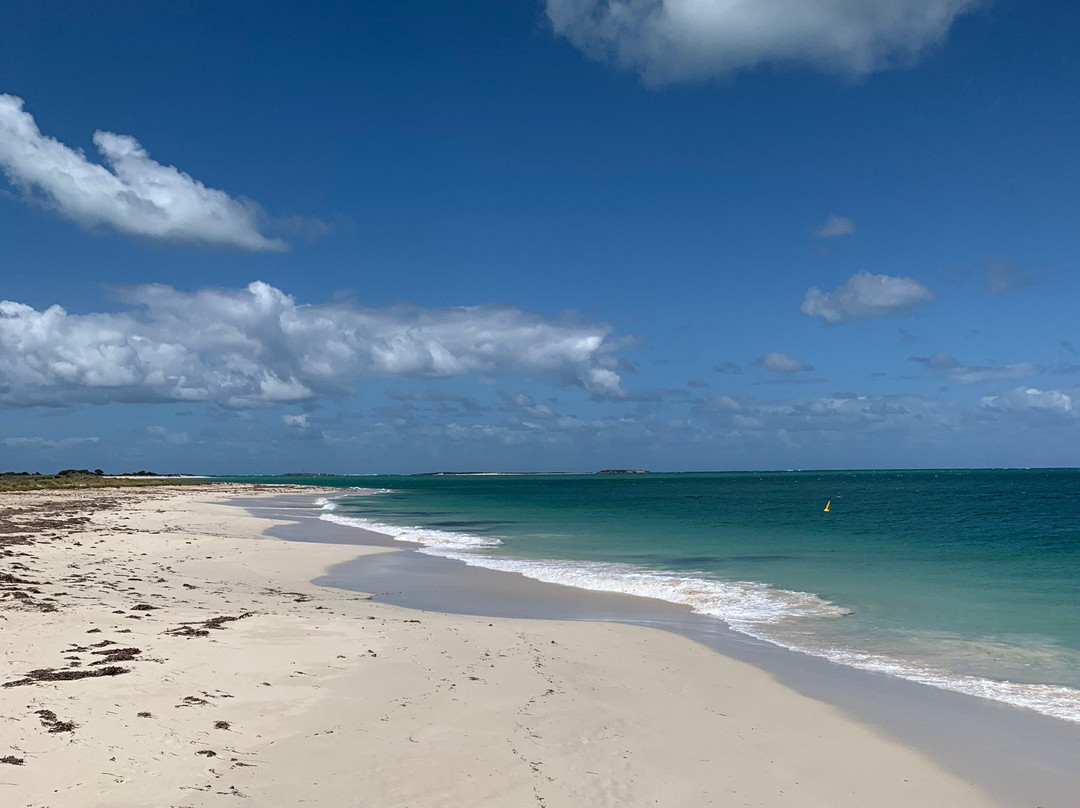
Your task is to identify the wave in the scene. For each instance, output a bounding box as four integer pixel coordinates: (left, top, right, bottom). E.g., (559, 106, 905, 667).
(752, 634, 1080, 724)
(428, 550, 848, 627)
(314, 493, 1080, 724)
(314, 487, 395, 512)
(313, 496, 844, 625)
(319, 512, 503, 550)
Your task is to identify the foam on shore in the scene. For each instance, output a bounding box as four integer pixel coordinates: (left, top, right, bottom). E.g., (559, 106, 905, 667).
(320, 511, 503, 550)
(317, 489, 1080, 724)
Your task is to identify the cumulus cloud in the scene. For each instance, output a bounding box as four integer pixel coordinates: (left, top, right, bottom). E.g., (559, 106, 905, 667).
(813, 214, 855, 238)
(802, 271, 935, 324)
(979, 388, 1074, 420)
(0, 94, 285, 250)
(544, 0, 980, 84)
(753, 351, 813, 374)
(909, 353, 1041, 385)
(282, 414, 311, 429)
(0, 281, 625, 407)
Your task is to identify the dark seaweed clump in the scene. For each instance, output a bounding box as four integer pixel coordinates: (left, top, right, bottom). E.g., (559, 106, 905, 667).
(36, 709, 77, 733)
(3, 665, 129, 688)
(165, 612, 254, 638)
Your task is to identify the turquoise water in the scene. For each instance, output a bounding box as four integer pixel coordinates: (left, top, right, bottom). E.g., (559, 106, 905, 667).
(222, 470, 1080, 721)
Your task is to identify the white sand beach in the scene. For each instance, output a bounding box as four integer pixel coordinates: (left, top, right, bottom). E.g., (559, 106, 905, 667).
(1, 485, 999, 806)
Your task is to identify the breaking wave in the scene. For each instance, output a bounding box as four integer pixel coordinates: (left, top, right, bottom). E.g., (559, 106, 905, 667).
(311, 491, 1080, 723)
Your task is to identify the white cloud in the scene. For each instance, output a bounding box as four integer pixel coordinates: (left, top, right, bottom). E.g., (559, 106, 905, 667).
(282, 414, 311, 429)
(0, 94, 285, 250)
(0, 281, 625, 407)
(813, 214, 855, 238)
(802, 271, 935, 324)
(544, 0, 980, 85)
(753, 351, 813, 374)
(979, 388, 1074, 422)
(909, 353, 1041, 385)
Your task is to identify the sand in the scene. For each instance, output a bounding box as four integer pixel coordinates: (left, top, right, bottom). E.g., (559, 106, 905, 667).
(0, 485, 1000, 806)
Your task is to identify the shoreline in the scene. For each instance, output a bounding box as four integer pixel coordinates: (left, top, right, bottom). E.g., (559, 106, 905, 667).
(308, 480, 1080, 726)
(267, 490, 1080, 808)
(0, 484, 1054, 805)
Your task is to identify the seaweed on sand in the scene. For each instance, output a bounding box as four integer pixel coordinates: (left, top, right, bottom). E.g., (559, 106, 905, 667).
(3, 665, 130, 688)
(165, 612, 254, 638)
(90, 646, 142, 664)
(35, 709, 77, 733)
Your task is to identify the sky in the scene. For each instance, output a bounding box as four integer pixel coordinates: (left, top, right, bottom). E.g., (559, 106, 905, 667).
(1, 0, 1079, 474)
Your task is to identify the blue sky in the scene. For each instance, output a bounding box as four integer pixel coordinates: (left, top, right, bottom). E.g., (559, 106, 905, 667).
(2, 0, 1079, 473)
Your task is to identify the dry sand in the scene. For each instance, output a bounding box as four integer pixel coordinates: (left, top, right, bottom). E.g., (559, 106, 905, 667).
(0, 485, 1000, 806)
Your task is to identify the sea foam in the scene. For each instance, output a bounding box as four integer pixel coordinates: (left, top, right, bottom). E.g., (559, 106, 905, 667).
(314, 488, 499, 550)
(314, 488, 394, 511)
(312, 489, 1080, 724)
(430, 550, 848, 627)
(744, 630, 1080, 724)
(319, 511, 503, 550)
(315, 491, 841, 624)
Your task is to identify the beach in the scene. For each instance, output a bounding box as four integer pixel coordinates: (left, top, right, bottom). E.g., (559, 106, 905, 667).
(0, 484, 1040, 806)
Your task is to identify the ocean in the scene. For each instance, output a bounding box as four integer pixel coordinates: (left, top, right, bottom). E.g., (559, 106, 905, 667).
(221, 469, 1080, 723)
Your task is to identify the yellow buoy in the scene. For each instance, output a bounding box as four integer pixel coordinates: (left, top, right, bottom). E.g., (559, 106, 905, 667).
(823, 499, 831, 512)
